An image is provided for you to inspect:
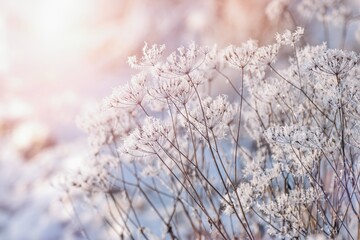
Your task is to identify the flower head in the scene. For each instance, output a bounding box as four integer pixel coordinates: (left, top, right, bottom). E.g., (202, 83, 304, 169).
(104, 72, 148, 108)
(223, 40, 258, 69)
(121, 117, 171, 157)
(155, 42, 208, 78)
(275, 27, 304, 47)
(310, 48, 358, 78)
(128, 42, 165, 69)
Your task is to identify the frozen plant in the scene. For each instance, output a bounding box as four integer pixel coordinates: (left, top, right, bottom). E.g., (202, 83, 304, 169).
(63, 0, 360, 239)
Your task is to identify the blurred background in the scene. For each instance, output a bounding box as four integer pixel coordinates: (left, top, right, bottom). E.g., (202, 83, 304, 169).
(0, 0, 270, 147)
(0, 0, 269, 239)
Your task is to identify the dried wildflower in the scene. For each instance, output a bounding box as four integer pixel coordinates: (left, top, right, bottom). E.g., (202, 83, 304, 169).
(69, 155, 120, 193)
(148, 77, 193, 105)
(223, 40, 258, 69)
(128, 42, 165, 69)
(202, 45, 224, 71)
(155, 42, 208, 78)
(275, 27, 304, 47)
(189, 95, 234, 139)
(121, 117, 171, 157)
(264, 125, 323, 149)
(77, 106, 135, 153)
(255, 43, 280, 66)
(310, 48, 358, 77)
(70, 21, 360, 239)
(104, 72, 148, 108)
(257, 187, 318, 238)
(221, 182, 254, 215)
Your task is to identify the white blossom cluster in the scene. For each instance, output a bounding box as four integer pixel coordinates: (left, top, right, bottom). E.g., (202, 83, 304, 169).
(66, 1, 360, 238)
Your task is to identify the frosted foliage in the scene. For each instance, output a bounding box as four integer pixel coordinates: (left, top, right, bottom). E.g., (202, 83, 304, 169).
(128, 43, 165, 69)
(255, 43, 281, 66)
(309, 48, 358, 77)
(67, 5, 360, 238)
(77, 106, 136, 154)
(67, 155, 119, 193)
(148, 77, 193, 105)
(223, 40, 258, 69)
(188, 95, 234, 139)
(154, 42, 209, 78)
(121, 117, 172, 157)
(276, 26, 304, 47)
(104, 72, 148, 108)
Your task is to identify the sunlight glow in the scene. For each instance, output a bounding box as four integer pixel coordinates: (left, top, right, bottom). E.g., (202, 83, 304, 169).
(29, 0, 90, 53)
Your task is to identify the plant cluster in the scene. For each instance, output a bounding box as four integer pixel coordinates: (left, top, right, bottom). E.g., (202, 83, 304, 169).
(62, 0, 360, 239)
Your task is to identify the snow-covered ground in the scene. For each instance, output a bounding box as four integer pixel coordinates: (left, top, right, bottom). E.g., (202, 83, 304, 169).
(0, 141, 84, 239)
